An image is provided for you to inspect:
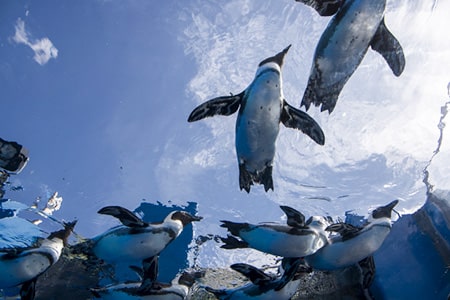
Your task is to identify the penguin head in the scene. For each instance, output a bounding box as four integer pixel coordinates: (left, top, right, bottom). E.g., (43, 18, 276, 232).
(372, 200, 399, 219)
(168, 211, 203, 226)
(258, 44, 291, 68)
(178, 270, 205, 287)
(368, 200, 399, 226)
(47, 220, 77, 246)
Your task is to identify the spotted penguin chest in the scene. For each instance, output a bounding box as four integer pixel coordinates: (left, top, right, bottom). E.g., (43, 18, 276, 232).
(236, 74, 282, 169)
(317, 0, 385, 84)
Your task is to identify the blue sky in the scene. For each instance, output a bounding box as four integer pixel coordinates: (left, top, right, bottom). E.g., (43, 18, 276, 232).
(1, 0, 450, 268)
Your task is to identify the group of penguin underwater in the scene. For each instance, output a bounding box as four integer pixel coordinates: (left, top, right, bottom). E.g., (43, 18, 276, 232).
(0, 0, 407, 299)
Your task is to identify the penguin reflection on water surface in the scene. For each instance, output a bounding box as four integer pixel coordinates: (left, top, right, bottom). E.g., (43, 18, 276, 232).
(204, 258, 311, 300)
(219, 205, 328, 258)
(301, 0, 405, 113)
(305, 200, 399, 270)
(188, 45, 325, 193)
(91, 206, 202, 263)
(0, 221, 76, 300)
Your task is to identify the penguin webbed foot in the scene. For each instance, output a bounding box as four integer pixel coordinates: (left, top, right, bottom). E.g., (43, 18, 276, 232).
(239, 164, 274, 193)
(260, 166, 274, 192)
(239, 164, 253, 193)
(20, 279, 36, 300)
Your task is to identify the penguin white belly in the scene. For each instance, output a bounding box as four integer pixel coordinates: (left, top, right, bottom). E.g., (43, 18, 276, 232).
(0, 240, 62, 288)
(0, 253, 51, 288)
(306, 225, 390, 270)
(236, 72, 282, 173)
(93, 229, 173, 262)
(316, 0, 385, 86)
(240, 227, 325, 257)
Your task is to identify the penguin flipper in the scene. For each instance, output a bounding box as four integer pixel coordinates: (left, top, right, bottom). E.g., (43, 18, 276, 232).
(281, 100, 325, 145)
(239, 163, 253, 193)
(231, 263, 273, 285)
(370, 18, 405, 77)
(326, 223, 361, 241)
(20, 279, 36, 300)
(279, 205, 306, 228)
(188, 92, 243, 122)
(219, 235, 249, 249)
(220, 220, 250, 236)
(98, 206, 147, 228)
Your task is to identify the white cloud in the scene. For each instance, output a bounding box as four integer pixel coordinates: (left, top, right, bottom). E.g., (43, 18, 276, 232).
(12, 18, 58, 65)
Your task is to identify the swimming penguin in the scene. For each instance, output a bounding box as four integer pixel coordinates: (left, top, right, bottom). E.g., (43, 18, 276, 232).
(300, 0, 405, 113)
(91, 255, 203, 300)
(0, 221, 76, 300)
(295, 0, 344, 16)
(304, 200, 399, 270)
(92, 206, 202, 263)
(204, 257, 310, 300)
(188, 45, 325, 193)
(219, 205, 328, 257)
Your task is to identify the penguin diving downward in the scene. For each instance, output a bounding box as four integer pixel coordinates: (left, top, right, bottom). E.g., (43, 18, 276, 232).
(0, 221, 76, 300)
(91, 255, 203, 300)
(188, 45, 325, 193)
(91, 206, 202, 263)
(204, 258, 310, 300)
(219, 205, 328, 257)
(304, 200, 399, 270)
(301, 0, 405, 113)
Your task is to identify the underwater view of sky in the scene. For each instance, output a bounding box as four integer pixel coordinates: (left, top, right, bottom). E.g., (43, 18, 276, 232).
(1, 0, 449, 270)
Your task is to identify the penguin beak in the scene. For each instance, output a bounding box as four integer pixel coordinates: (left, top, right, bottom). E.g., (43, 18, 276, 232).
(258, 44, 291, 67)
(191, 215, 203, 222)
(372, 200, 399, 219)
(274, 44, 291, 67)
(171, 211, 203, 225)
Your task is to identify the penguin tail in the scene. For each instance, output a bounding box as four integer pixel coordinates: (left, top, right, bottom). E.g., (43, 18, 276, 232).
(219, 235, 249, 250)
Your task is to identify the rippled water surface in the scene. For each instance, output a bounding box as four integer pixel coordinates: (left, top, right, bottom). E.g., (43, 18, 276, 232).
(1, 0, 449, 298)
